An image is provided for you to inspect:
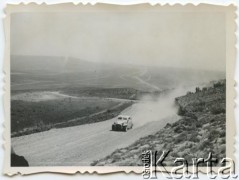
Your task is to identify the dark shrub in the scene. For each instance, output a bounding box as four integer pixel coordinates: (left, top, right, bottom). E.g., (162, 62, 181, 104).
(178, 106, 186, 116)
(219, 131, 226, 138)
(195, 87, 201, 92)
(208, 129, 220, 141)
(211, 106, 225, 115)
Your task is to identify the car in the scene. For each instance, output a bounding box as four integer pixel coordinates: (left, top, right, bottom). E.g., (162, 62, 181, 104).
(112, 115, 133, 132)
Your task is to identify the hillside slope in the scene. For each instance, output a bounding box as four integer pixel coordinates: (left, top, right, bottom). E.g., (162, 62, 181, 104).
(92, 80, 226, 166)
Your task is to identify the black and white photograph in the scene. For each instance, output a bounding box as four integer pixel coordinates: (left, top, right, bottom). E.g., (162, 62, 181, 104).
(5, 3, 235, 173)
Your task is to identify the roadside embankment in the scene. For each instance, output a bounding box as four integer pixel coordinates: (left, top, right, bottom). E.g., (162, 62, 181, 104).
(92, 80, 226, 166)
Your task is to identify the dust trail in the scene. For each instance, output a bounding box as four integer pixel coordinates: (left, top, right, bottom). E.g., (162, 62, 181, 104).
(122, 86, 195, 128)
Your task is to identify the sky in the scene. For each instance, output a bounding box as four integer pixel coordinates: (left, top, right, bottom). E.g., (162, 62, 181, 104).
(11, 10, 226, 71)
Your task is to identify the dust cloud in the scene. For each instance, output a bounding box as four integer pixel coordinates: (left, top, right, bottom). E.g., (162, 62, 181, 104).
(122, 86, 196, 128)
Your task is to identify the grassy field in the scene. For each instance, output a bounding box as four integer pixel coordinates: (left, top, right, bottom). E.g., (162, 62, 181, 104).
(11, 98, 116, 137)
(11, 88, 140, 137)
(92, 80, 226, 166)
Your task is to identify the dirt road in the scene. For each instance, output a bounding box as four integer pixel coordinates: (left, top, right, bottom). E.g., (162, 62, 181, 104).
(11, 91, 180, 166)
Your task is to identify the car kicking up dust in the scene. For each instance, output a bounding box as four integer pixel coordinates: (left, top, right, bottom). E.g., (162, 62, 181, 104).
(11, 87, 191, 166)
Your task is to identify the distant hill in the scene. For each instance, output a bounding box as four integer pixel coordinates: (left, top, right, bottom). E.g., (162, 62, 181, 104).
(11, 55, 113, 74)
(10, 55, 225, 92)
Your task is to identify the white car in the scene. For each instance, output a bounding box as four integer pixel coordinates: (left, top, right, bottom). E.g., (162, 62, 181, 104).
(112, 115, 133, 132)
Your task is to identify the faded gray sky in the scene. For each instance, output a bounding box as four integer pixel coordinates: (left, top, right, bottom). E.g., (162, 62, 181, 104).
(11, 11, 225, 71)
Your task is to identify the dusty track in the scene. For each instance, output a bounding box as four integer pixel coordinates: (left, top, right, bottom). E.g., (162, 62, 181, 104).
(12, 100, 179, 166)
